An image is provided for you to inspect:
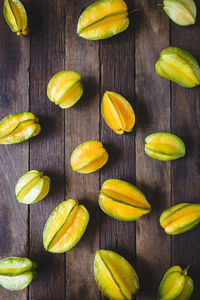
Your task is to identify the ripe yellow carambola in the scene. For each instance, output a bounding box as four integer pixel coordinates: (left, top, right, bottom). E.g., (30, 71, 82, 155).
(94, 250, 139, 300)
(77, 0, 129, 40)
(71, 141, 108, 174)
(15, 170, 50, 204)
(4, 0, 29, 36)
(158, 265, 194, 300)
(163, 0, 196, 26)
(99, 179, 151, 221)
(0, 257, 37, 290)
(160, 203, 200, 235)
(145, 132, 185, 161)
(101, 91, 135, 135)
(47, 70, 83, 109)
(0, 112, 41, 144)
(43, 199, 89, 253)
(155, 47, 200, 88)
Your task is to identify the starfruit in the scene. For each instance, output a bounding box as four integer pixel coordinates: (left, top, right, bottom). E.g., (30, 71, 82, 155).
(4, 0, 29, 36)
(145, 132, 185, 161)
(43, 199, 89, 253)
(101, 91, 135, 135)
(0, 257, 37, 290)
(158, 265, 194, 300)
(47, 70, 83, 109)
(163, 0, 197, 26)
(160, 203, 200, 235)
(155, 47, 200, 88)
(77, 0, 129, 40)
(94, 250, 139, 300)
(15, 170, 50, 204)
(99, 179, 151, 221)
(71, 141, 108, 174)
(0, 112, 41, 144)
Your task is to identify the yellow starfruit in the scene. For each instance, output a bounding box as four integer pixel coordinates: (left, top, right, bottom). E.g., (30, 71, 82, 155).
(0, 112, 41, 144)
(101, 91, 135, 135)
(4, 0, 29, 36)
(71, 141, 108, 174)
(158, 265, 194, 300)
(77, 0, 130, 40)
(160, 203, 200, 235)
(99, 179, 151, 221)
(94, 250, 139, 300)
(47, 70, 83, 109)
(145, 132, 185, 161)
(43, 199, 89, 253)
(15, 170, 50, 204)
(155, 47, 200, 87)
(0, 257, 37, 290)
(163, 0, 197, 26)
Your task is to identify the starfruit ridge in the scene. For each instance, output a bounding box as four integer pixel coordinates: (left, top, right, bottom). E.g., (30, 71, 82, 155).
(4, 0, 29, 36)
(77, 0, 130, 40)
(0, 112, 40, 144)
(163, 0, 196, 26)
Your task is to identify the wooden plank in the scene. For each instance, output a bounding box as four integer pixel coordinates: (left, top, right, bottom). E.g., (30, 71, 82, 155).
(29, 1, 65, 299)
(99, 1, 136, 299)
(135, 1, 171, 299)
(0, 0, 30, 299)
(65, 1, 100, 299)
(171, 5, 200, 298)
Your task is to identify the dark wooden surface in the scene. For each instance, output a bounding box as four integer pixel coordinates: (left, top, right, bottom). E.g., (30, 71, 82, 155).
(0, 0, 199, 299)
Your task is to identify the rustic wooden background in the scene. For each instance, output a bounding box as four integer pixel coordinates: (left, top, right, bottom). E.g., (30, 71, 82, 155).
(0, 0, 200, 299)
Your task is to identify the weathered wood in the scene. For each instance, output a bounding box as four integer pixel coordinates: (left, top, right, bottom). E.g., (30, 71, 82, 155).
(0, 0, 30, 299)
(171, 5, 200, 298)
(65, 1, 100, 299)
(0, 0, 200, 299)
(29, 1, 65, 299)
(99, 1, 136, 299)
(135, 1, 171, 299)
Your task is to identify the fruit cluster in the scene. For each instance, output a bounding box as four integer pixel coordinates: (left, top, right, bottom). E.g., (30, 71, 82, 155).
(1, 0, 199, 299)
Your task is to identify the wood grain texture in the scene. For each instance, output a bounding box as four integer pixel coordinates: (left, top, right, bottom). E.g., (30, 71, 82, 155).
(135, 1, 171, 299)
(171, 2, 200, 298)
(29, 1, 65, 300)
(65, 1, 100, 299)
(0, 0, 30, 299)
(0, 0, 200, 299)
(99, 1, 136, 299)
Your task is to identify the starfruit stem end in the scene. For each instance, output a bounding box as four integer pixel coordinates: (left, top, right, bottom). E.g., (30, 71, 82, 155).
(128, 8, 140, 15)
(182, 265, 190, 276)
(31, 262, 38, 270)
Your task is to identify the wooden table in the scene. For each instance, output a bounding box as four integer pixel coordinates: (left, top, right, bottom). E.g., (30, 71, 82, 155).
(0, 0, 199, 299)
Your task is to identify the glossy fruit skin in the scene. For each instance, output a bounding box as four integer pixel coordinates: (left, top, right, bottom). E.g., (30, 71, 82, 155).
(155, 47, 200, 87)
(15, 170, 51, 204)
(0, 257, 37, 291)
(0, 112, 41, 144)
(158, 265, 194, 300)
(160, 203, 200, 235)
(71, 141, 108, 174)
(163, 0, 196, 26)
(94, 250, 139, 300)
(145, 132, 185, 161)
(47, 70, 83, 109)
(77, 0, 129, 40)
(4, 0, 29, 36)
(101, 91, 135, 135)
(43, 199, 89, 253)
(99, 179, 151, 221)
